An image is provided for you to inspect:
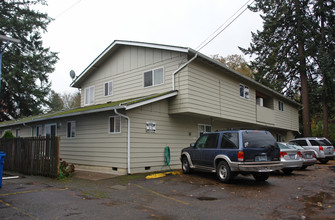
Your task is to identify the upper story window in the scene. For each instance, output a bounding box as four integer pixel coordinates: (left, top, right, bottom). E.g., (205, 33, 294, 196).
(84, 86, 94, 105)
(240, 84, 250, 99)
(104, 81, 113, 96)
(278, 101, 284, 111)
(67, 121, 76, 138)
(143, 67, 164, 88)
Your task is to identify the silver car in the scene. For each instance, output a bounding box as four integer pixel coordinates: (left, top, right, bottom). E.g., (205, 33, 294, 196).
(280, 142, 317, 169)
(277, 143, 303, 174)
(288, 137, 335, 164)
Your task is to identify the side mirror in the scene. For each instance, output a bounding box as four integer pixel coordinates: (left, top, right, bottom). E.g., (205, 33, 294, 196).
(190, 143, 195, 148)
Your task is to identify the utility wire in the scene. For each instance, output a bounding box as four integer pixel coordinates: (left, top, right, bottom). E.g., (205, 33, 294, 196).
(55, 0, 83, 19)
(195, 0, 255, 52)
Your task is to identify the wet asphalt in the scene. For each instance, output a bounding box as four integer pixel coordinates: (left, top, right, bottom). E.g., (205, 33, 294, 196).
(1, 160, 335, 220)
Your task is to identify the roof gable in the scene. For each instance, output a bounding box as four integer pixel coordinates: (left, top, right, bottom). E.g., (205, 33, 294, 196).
(70, 40, 189, 88)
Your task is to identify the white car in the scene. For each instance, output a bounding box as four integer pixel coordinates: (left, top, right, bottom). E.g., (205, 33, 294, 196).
(277, 143, 303, 174)
(288, 137, 335, 164)
(279, 142, 317, 169)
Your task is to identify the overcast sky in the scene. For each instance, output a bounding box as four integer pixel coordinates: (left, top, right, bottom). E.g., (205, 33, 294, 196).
(40, 0, 263, 93)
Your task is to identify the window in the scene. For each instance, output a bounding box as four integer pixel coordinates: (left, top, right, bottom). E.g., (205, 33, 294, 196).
(84, 86, 94, 105)
(278, 101, 284, 111)
(195, 133, 219, 149)
(276, 134, 285, 142)
(67, 121, 76, 138)
(198, 124, 211, 137)
(36, 125, 42, 137)
(143, 67, 164, 87)
(240, 84, 250, 99)
(104, 81, 113, 96)
(221, 133, 239, 149)
(45, 124, 57, 137)
(109, 116, 121, 133)
(15, 129, 20, 137)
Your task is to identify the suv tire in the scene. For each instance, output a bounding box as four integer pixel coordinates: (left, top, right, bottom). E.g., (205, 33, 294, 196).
(253, 173, 269, 182)
(216, 161, 232, 183)
(319, 159, 329, 164)
(181, 157, 191, 174)
(282, 168, 294, 175)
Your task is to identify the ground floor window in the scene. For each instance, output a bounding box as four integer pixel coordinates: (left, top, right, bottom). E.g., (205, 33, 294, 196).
(276, 134, 285, 142)
(36, 125, 42, 137)
(109, 116, 121, 133)
(198, 124, 212, 137)
(45, 123, 57, 137)
(67, 121, 76, 138)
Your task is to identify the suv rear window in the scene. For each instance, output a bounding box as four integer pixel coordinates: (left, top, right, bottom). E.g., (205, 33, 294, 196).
(310, 139, 330, 146)
(242, 131, 276, 148)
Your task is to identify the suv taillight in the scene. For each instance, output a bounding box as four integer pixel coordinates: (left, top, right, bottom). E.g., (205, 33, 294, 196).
(280, 152, 287, 159)
(319, 146, 323, 151)
(297, 151, 302, 158)
(237, 151, 244, 162)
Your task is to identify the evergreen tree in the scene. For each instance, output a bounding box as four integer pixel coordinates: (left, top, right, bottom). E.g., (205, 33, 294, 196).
(310, 0, 335, 138)
(0, 0, 58, 121)
(47, 90, 64, 112)
(240, 0, 315, 137)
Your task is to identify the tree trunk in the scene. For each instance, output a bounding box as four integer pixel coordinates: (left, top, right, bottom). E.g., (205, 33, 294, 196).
(295, 0, 312, 137)
(323, 98, 329, 138)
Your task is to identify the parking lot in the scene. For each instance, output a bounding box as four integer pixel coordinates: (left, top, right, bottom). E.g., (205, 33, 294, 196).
(1, 160, 335, 220)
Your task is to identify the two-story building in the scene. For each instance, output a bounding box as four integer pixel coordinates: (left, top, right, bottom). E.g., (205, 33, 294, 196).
(0, 40, 301, 175)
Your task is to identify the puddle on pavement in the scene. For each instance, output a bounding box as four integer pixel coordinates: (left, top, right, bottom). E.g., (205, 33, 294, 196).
(197, 196, 218, 201)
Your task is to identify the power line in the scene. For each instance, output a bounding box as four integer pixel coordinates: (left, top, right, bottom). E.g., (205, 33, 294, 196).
(195, 0, 255, 52)
(55, 0, 83, 19)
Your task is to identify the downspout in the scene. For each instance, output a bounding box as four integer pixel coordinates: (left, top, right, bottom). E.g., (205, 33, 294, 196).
(172, 53, 198, 91)
(114, 108, 131, 174)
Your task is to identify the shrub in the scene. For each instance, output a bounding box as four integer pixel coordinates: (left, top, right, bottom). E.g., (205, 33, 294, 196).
(2, 130, 15, 138)
(58, 159, 75, 180)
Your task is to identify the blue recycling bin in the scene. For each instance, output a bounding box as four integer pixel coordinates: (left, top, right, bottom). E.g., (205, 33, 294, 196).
(0, 152, 6, 188)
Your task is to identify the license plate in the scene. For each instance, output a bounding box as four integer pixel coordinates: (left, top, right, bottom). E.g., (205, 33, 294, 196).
(255, 155, 267, 162)
(305, 154, 312, 159)
(289, 154, 295, 159)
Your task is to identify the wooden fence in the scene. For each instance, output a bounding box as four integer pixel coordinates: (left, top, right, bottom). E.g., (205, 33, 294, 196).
(0, 137, 60, 178)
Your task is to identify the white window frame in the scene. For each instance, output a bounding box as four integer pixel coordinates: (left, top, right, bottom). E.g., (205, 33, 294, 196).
(104, 81, 113, 97)
(109, 116, 121, 134)
(143, 67, 164, 88)
(278, 101, 284, 111)
(240, 84, 250, 99)
(84, 86, 95, 105)
(198, 124, 212, 137)
(66, 121, 76, 138)
(45, 123, 57, 137)
(36, 125, 42, 137)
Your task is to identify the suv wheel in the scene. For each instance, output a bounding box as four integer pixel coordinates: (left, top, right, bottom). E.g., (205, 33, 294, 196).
(181, 157, 191, 174)
(216, 161, 232, 183)
(282, 168, 294, 175)
(253, 173, 269, 182)
(319, 159, 329, 164)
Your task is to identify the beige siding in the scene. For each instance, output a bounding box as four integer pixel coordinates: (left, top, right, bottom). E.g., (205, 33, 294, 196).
(274, 98, 299, 131)
(80, 46, 187, 106)
(170, 62, 256, 124)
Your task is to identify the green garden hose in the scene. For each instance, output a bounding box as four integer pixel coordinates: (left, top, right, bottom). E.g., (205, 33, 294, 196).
(162, 146, 172, 171)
